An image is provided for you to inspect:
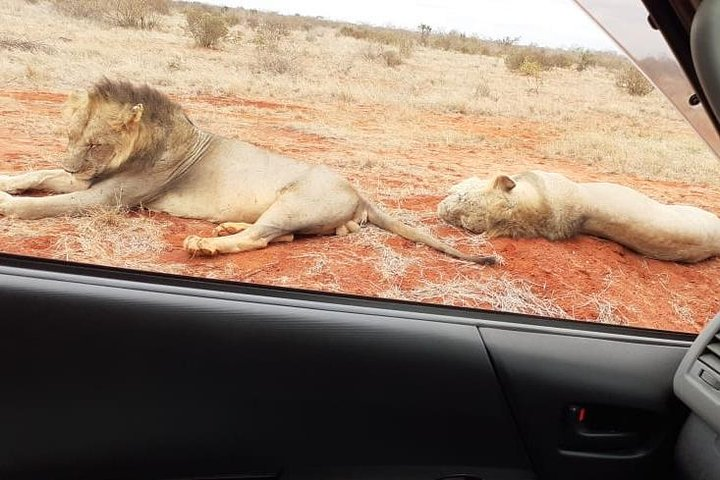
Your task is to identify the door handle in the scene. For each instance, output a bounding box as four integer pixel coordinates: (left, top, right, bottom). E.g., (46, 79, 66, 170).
(561, 404, 654, 453)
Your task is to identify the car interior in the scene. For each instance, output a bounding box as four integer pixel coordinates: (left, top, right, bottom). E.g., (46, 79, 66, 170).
(1, 0, 720, 479)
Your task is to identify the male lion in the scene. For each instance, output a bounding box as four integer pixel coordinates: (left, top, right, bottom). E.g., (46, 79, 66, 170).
(437, 169, 720, 263)
(0, 79, 496, 264)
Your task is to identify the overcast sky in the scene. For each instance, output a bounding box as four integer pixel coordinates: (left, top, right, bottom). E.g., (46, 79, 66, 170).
(199, 0, 620, 51)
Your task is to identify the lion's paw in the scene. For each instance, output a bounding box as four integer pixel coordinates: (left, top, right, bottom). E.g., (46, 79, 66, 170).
(213, 222, 251, 237)
(183, 235, 219, 256)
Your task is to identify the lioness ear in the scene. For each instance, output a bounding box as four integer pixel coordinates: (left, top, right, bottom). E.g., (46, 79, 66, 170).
(493, 175, 516, 192)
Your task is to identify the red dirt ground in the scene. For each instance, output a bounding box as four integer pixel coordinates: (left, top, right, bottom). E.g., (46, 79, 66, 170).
(1, 89, 719, 334)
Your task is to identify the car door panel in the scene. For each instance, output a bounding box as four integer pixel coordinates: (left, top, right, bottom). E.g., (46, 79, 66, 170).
(0, 260, 531, 480)
(481, 327, 689, 480)
(0, 257, 691, 480)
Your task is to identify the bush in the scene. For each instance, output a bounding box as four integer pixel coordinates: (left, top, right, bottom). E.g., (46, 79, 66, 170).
(338, 25, 371, 40)
(338, 25, 414, 58)
(418, 24, 432, 46)
(574, 48, 596, 72)
(473, 78, 491, 98)
(615, 65, 654, 96)
(52, 0, 106, 20)
(382, 49, 402, 67)
(185, 9, 229, 48)
(432, 31, 491, 55)
(252, 21, 297, 75)
(497, 36, 520, 47)
(110, 0, 168, 29)
(519, 59, 542, 77)
(52, 0, 168, 29)
(504, 46, 573, 73)
(519, 59, 543, 94)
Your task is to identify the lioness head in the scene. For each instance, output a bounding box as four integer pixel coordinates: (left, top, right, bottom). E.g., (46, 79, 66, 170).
(437, 174, 518, 235)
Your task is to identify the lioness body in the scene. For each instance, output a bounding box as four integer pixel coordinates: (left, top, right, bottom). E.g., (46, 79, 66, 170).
(0, 80, 495, 264)
(438, 170, 720, 263)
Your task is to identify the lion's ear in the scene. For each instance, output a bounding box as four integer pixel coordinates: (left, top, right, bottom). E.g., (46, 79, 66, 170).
(116, 103, 144, 129)
(492, 175, 516, 192)
(130, 103, 144, 123)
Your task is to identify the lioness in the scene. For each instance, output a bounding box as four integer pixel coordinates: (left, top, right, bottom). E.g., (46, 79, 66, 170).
(0, 79, 496, 264)
(437, 169, 720, 263)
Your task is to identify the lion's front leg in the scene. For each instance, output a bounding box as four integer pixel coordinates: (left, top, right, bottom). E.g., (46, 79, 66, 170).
(0, 169, 91, 194)
(0, 184, 122, 219)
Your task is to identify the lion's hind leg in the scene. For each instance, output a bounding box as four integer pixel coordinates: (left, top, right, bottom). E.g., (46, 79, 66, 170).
(335, 220, 361, 237)
(213, 222, 253, 237)
(214, 222, 294, 242)
(184, 222, 293, 257)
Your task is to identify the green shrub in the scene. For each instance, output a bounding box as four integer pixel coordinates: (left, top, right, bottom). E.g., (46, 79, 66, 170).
(185, 9, 229, 48)
(615, 65, 654, 96)
(519, 58, 543, 94)
(505, 46, 573, 73)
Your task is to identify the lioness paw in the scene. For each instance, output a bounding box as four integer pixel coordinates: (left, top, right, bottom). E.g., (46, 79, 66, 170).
(0, 175, 11, 193)
(0, 191, 16, 216)
(183, 235, 219, 256)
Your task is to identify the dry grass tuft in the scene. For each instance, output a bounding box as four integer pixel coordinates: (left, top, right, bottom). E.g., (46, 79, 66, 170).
(54, 206, 171, 267)
(383, 273, 568, 318)
(0, 36, 55, 54)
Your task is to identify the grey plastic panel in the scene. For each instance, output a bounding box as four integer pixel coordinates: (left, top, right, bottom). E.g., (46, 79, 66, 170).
(674, 413, 720, 480)
(674, 313, 720, 434)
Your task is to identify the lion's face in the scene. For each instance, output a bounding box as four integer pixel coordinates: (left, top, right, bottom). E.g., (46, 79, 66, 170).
(61, 90, 145, 180)
(437, 174, 517, 234)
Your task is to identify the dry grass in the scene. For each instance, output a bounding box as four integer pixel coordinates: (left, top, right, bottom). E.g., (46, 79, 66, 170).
(53, 206, 175, 269)
(543, 129, 720, 184)
(381, 273, 568, 318)
(0, 36, 56, 54)
(0, 205, 187, 273)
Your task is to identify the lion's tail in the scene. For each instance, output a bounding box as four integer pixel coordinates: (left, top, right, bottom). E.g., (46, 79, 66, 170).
(364, 200, 498, 265)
